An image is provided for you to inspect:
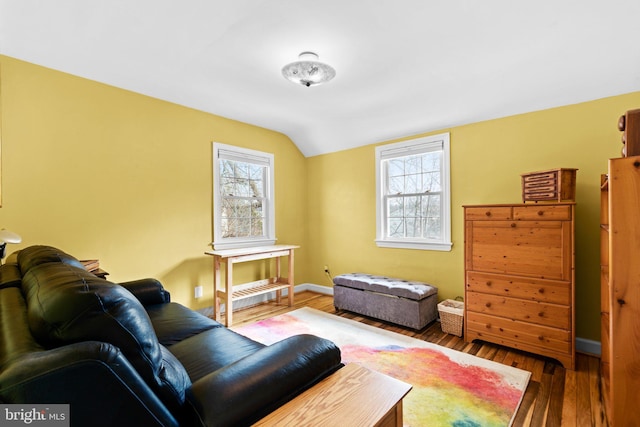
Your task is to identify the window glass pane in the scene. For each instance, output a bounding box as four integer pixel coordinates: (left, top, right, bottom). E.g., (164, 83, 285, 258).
(406, 172, 421, 194)
(385, 153, 442, 195)
(251, 218, 264, 236)
(422, 171, 440, 192)
(424, 217, 441, 239)
(219, 159, 266, 198)
(388, 158, 405, 177)
(422, 194, 441, 239)
(375, 133, 450, 251)
(234, 218, 251, 238)
(388, 218, 404, 237)
(405, 195, 420, 218)
(388, 175, 404, 194)
(423, 194, 441, 217)
(214, 143, 275, 249)
(388, 197, 404, 218)
(249, 164, 264, 197)
(220, 159, 266, 238)
(405, 156, 421, 175)
(405, 217, 421, 237)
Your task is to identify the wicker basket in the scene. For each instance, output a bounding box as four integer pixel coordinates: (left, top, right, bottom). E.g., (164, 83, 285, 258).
(438, 299, 464, 337)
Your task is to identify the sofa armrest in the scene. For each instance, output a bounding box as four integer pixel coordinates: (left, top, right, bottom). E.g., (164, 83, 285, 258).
(0, 263, 21, 289)
(187, 334, 342, 427)
(0, 341, 179, 427)
(119, 278, 171, 305)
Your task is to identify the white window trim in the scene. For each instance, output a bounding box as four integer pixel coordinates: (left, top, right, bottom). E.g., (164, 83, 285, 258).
(375, 133, 452, 251)
(212, 142, 276, 250)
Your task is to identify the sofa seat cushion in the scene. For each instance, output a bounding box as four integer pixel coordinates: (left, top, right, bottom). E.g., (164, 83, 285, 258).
(168, 328, 265, 382)
(146, 302, 222, 346)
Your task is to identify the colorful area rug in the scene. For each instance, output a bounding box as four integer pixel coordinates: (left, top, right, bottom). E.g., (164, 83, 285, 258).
(233, 307, 530, 427)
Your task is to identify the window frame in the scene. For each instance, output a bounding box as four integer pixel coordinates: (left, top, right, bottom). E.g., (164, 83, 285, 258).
(212, 142, 276, 250)
(375, 132, 452, 251)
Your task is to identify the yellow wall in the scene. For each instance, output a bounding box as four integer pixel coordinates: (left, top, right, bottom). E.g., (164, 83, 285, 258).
(0, 55, 308, 310)
(2, 54, 639, 341)
(307, 91, 640, 341)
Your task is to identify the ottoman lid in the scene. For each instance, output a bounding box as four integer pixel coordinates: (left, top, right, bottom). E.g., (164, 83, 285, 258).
(333, 273, 437, 301)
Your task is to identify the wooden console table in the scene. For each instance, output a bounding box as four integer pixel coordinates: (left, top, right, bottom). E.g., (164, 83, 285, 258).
(253, 363, 412, 427)
(205, 245, 299, 326)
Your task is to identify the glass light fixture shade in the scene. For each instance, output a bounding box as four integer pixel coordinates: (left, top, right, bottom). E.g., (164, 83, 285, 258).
(282, 52, 336, 87)
(0, 229, 21, 244)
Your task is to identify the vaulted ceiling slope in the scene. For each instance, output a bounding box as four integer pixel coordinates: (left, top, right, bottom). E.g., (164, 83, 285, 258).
(1, 1, 639, 157)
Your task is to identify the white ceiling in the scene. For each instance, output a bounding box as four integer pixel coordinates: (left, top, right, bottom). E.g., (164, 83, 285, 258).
(1, 0, 639, 157)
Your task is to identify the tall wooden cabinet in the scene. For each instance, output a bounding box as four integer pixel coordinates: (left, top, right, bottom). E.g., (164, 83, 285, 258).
(464, 203, 575, 369)
(600, 156, 640, 426)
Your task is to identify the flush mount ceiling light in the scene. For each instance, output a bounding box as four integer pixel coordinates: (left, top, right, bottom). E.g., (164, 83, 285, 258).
(282, 52, 336, 87)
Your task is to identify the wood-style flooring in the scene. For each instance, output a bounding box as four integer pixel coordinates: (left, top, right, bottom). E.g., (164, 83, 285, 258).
(228, 291, 607, 427)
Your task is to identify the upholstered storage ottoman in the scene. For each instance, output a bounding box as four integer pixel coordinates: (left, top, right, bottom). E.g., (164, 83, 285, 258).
(333, 273, 438, 330)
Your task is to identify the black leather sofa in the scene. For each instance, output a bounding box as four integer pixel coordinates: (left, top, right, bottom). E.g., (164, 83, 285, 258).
(0, 245, 342, 426)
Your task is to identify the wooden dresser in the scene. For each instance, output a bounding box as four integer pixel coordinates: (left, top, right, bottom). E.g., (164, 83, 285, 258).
(600, 156, 640, 426)
(464, 203, 575, 369)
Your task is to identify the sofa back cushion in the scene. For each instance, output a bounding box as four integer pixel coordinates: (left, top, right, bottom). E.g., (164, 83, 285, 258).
(17, 245, 85, 274)
(20, 259, 190, 410)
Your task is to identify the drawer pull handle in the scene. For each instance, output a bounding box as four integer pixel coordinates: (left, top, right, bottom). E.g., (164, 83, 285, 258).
(485, 281, 492, 286)
(538, 312, 545, 317)
(485, 302, 492, 308)
(538, 288, 545, 294)
(510, 223, 516, 227)
(538, 335, 545, 341)
(485, 211, 492, 217)
(485, 324, 491, 329)
(538, 210, 544, 216)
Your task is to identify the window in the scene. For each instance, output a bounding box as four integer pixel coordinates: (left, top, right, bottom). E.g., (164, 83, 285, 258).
(375, 133, 452, 251)
(212, 143, 275, 250)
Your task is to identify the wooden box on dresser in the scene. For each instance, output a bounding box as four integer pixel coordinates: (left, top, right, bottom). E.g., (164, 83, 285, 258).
(600, 156, 640, 427)
(464, 203, 575, 370)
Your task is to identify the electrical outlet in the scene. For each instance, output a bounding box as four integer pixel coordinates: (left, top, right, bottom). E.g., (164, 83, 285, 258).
(194, 286, 203, 299)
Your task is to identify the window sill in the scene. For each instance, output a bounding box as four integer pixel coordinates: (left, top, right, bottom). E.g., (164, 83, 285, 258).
(375, 239, 452, 252)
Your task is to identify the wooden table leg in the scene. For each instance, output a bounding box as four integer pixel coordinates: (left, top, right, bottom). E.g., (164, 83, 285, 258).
(288, 249, 294, 307)
(225, 259, 233, 327)
(213, 256, 221, 322)
(275, 256, 282, 304)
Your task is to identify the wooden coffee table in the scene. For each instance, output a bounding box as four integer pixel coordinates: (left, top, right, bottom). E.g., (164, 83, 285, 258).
(253, 363, 412, 426)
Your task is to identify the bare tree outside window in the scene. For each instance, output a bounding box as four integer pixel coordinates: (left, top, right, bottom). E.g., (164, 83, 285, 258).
(212, 143, 275, 250)
(386, 151, 442, 240)
(375, 133, 451, 251)
(219, 159, 266, 239)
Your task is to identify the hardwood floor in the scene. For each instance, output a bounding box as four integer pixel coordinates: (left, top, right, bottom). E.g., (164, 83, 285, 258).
(229, 291, 607, 427)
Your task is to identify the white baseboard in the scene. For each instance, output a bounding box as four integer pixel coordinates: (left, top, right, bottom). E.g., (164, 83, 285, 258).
(576, 337, 601, 356)
(294, 282, 334, 295)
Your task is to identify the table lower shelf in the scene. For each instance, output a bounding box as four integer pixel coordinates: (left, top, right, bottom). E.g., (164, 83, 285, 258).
(218, 280, 291, 302)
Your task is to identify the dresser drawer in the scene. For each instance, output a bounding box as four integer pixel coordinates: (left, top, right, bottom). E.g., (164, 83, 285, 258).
(467, 312, 571, 354)
(466, 220, 570, 280)
(466, 272, 571, 305)
(465, 206, 512, 220)
(466, 291, 571, 329)
(513, 204, 572, 220)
